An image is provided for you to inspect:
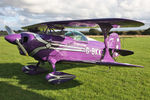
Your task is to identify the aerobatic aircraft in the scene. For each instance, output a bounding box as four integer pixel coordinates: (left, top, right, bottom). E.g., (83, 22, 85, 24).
(5, 18, 144, 84)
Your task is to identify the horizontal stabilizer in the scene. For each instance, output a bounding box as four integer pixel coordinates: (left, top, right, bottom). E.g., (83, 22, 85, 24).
(110, 48, 134, 56)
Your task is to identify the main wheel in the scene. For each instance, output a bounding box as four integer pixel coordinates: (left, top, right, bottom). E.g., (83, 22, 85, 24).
(46, 72, 76, 84)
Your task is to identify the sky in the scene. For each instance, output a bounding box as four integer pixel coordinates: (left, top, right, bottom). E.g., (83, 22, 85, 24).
(0, 0, 150, 30)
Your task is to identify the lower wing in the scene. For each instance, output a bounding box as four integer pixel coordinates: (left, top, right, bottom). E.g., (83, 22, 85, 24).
(59, 60, 143, 68)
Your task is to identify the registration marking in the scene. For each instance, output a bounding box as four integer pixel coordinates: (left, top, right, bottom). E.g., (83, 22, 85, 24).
(86, 47, 101, 55)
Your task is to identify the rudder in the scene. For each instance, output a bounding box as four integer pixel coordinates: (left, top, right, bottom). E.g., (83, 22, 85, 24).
(107, 33, 121, 57)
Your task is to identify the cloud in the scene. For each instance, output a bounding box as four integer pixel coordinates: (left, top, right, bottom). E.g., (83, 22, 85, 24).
(0, 0, 150, 29)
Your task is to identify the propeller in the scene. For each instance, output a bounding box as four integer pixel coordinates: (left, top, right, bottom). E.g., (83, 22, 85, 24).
(5, 25, 29, 56)
(5, 25, 15, 35)
(15, 39, 29, 56)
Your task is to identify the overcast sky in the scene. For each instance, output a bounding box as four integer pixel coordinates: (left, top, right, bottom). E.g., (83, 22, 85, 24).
(0, 0, 150, 30)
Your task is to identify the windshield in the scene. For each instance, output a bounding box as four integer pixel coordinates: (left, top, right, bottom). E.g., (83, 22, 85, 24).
(65, 31, 88, 41)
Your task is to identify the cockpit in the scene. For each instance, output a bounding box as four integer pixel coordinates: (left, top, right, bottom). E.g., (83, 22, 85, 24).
(64, 31, 88, 41)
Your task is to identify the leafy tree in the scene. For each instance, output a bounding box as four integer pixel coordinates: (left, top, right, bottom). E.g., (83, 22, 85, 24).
(89, 28, 101, 35)
(142, 28, 150, 35)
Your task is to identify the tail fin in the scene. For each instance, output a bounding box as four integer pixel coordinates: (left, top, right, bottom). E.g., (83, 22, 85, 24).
(107, 33, 134, 57)
(107, 33, 121, 57)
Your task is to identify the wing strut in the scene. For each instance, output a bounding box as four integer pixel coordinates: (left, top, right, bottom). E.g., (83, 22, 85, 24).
(99, 23, 114, 62)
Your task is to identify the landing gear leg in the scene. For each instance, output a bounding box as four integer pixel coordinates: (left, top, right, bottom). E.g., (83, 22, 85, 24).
(22, 61, 48, 75)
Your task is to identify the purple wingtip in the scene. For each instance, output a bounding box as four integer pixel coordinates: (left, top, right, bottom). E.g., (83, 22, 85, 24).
(96, 61, 144, 68)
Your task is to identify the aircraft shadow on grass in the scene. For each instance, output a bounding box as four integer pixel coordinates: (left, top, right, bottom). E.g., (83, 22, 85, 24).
(0, 62, 96, 90)
(28, 61, 96, 72)
(0, 82, 53, 100)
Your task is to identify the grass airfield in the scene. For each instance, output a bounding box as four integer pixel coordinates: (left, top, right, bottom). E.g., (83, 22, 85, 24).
(0, 36, 150, 100)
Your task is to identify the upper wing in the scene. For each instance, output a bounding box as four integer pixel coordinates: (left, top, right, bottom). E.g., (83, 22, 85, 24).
(22, 18, 144, 30)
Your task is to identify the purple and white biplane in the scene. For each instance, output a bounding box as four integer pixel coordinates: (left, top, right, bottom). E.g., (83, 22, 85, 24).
(5, 18, 144, 84)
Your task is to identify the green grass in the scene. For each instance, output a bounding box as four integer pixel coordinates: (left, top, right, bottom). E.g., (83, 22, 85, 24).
(0, 36, 150, 100)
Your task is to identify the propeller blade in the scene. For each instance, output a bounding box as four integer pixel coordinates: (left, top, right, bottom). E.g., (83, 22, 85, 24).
(15, 39, 28, 56)
(5, 25, 15, 35)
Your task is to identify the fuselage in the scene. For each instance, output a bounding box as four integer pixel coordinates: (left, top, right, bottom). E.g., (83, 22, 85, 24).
(5, 32, 105, 63)
(47, 35, 104, 62)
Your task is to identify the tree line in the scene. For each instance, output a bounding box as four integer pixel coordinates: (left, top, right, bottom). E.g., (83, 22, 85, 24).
(0, 27, 150, 36)
(82, 27, 150, 35)
(0, 30, 23, 36)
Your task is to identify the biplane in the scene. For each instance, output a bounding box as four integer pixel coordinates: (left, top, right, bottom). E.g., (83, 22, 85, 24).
(5, 18, 144, 84)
